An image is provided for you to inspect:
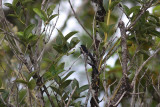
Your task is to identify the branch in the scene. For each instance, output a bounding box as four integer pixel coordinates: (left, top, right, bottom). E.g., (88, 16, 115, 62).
(118, 21, 127, 76)
(66, 86, 77, 107)
(131, 48, 160, 86)
(68, 0, 92, 39)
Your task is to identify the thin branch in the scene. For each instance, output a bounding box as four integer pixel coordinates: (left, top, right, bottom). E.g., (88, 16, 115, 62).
(66, 86, 77, 107)
(68, 0, 92, 39)
(131, 48, 160, 86)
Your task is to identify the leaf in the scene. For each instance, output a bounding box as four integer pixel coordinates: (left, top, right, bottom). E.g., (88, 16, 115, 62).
(50, 86, 62, 95)
(65, 31, 78, 41)
(12, 0, 19, 7)
(33, 8, 47, 21)
(47, 4, 56, 16)
(4, 3, 13, 8)
(109, 0, 121, 10)
(60, 80, 72, 89)
(62, 92, 69, 100)
(153, 5, 160, 17)
(24, 24, 35, 38)
(8, 14, 18, 18)
(62, 71, 75, 82)
(69, 37, 80, 49)
(56, 35, 63, 45)
(15, 79, 28, 85)
(77, 85, 89, 93)
(72, 79, 79, 89)
(27, 71, 37, 81)
(48, 14, 58, 22)
(28, 79, 36, 90)
(43, 72, 54, 82)
(22, 0, 33, 5)
(123, 5, 130, 16)
(18, 89, 27, 104)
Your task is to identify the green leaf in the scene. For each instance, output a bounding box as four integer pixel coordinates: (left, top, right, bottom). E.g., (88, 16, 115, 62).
(27, 71, 37, 81)
(4, 3, 13, 8)
(123, 5, 130, 16)
(62, 92, 69, 100)
(69, 37, 80, 49)
(153, 5, 160, 17)
(28, 79, 36, 90)
(48, 14, 58, 22)
(18, 89, 27, 104)
(65, 31, 78, 41)
(8, 14, 18, 18)
(50, 86, 62, 95)
(77, 85, 89, 93)
(60, 80, 72, 89)
(48, 64, 56, 75)
(15, 79, 28, 85)
(62, 71, 75, 82)
(109, 0, 121, 10)
(47, 4, 56, 16)
(22, 0, 33, 5)
(33, 8, 47, 21)
(56, 35, 63, 45)
(43, 72, 54, 82)
(72, 79, 79, 89)
(12, 0, 19, 7)
(24, 24, 35, 38)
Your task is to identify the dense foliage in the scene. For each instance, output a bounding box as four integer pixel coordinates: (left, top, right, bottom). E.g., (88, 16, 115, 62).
(0, 0, 160, 107)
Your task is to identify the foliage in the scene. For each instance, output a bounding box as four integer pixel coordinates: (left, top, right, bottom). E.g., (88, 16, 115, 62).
(0, 0, 160, 107)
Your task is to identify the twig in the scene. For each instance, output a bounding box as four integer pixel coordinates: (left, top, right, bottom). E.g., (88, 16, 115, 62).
(43, 85, 55, 107)
(68, 0, 92, 39)
(131, 48, 160, 86)
(66, 86, 77, 107)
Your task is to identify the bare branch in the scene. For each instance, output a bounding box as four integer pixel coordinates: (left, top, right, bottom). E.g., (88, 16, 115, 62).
(68, 0, 92, 39)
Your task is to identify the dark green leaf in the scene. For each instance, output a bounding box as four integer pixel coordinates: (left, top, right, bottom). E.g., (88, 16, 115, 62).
(8, 14, 18, 18)
(15, 79, 28, 85)
(12, 0, 19, 7)
(4, 3, 13, 8)
(77, 85, 89, 93)
(33, 8, 47, 21)
(43, 72, 54, 82)
(50, 86, 62, 95)
(27, 71, 37, 81)
(65, 31, 78, 41)
(69, 37, 80, 49)
(47, 4, 56, 16)
(72, 79, 79, 89)
(56, 35, 63, 45)
(48, 14, 58, 22)
(18, 89, 27, 104)
(24, 24, 35, 38)
(22, 0, 33, 5)
(28, 79, 36, 90)
(153, 5, 160, 17)
(60, 80, 72, 89)
(123, 5, 130, 16)
(62, 71, 75, 82)
(62, 92, 69, 100)
(110, 0, 121, 10)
